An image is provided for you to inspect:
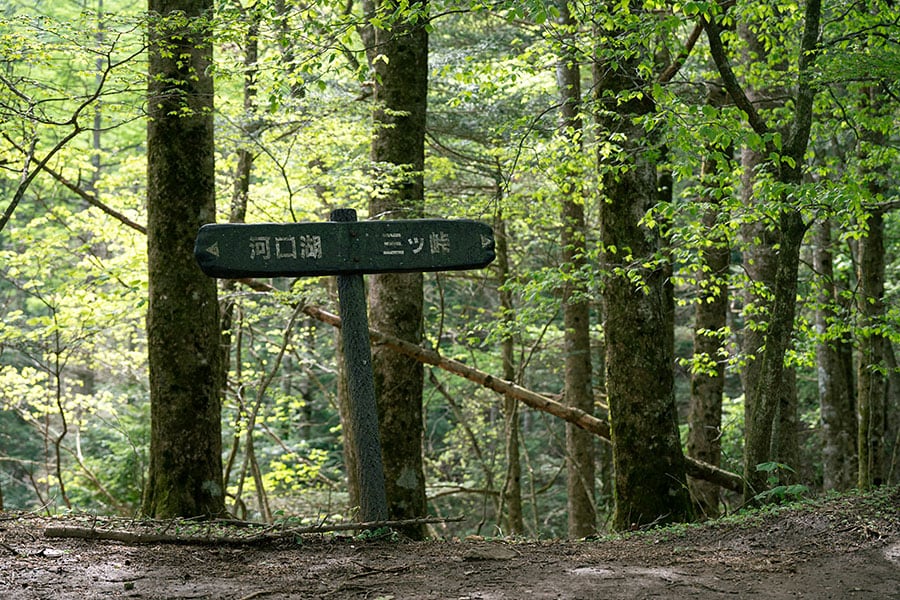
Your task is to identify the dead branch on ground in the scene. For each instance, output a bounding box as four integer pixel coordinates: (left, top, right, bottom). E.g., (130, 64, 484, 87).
(44, 515, 464, 545)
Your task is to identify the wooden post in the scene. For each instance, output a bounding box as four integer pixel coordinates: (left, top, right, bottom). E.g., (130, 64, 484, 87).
(331, 208, 389, 522)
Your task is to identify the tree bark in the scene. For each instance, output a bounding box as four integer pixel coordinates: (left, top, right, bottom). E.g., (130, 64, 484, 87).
(687, 146, 730, 519)
(218, 4, 257, 512)
(742, 210, 805, 497)
(594, 39, 693, 529)
(368, 0, 429, 539)
(813, 221, 857, 491)
(495, 213, 524, 535)
(704, 0, 820, 501)
(856, 83, 890, 490)
(556, 0, 596, 538)
(857, 209, 887, 488)
(143, 0, 225, 519)
(727, 15, 793, 495)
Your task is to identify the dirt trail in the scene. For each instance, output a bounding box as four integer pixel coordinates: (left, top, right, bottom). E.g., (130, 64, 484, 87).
(2, 487, 898, 599)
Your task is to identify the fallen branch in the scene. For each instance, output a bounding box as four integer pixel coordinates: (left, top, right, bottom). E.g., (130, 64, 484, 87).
(302, 303, 607, 435)
(304, 302, 744, 493)
(238, 281, 745, 494)
(44, 515, 464, 546)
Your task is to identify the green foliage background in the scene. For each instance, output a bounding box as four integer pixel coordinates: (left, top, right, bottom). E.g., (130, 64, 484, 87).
(0, 0, 897, 535)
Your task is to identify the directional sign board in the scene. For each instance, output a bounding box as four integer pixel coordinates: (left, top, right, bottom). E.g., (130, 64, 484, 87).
(196, 212, 495, 524)
(195, 219, 495, 278)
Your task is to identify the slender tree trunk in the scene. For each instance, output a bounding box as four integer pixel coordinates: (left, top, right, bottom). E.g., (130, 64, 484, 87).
(736, 138, 772, 431)
(368, 0, 429, 539)
(219, 7, 259, 508)
(704, 0, 820, 500)
(495, 213, 524, 535)
(556, 0, 595, 538)
(857, 209, 887, 488)
(729, 17, 793, 496)
(814, 219, 857, 491)
(562, 198, 596, 537)
(742, 210, 805, 497)
(687, 151, 730, 519)
(594, 38, 692, 530)
(230, 4, 258, 226)
(856, 84, 890, 490)
(143, 0, 224, 519)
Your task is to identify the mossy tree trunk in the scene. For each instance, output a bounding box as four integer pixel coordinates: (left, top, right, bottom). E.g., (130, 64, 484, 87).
(856, 85, 890, 490)
(857, 209, 887, 489)
(742, 211, 806, 497)
(143, 0, 225, 519)
(367, 0, 429, 539)
(595, 50, 693, 531)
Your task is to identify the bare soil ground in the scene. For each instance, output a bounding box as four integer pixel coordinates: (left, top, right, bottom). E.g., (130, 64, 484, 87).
(2, 486, 898, 600)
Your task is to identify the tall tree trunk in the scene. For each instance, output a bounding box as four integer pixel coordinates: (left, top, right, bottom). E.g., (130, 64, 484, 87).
(742, 209, 805, 497)
(143, 0, 225, 519)
(704, 0, 820, 500)
(219, 7, 259, 510)
(221, 4, 258, 347)
(229, 4, 259, 227)
(368, 0, 429, 539)
(857, 209, 887, 488)
(495, 213, 524, 535)
(687, 136, 731, 519)
(813, 220, 857, 491)
(728, 17, 798, 496)
(556, 0, 595, 538)
(856, 84, 890, 489)
(594, 30, 692, 530)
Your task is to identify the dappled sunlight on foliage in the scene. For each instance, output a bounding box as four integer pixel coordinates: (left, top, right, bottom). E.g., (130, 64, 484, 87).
(0, 0, 897, 542)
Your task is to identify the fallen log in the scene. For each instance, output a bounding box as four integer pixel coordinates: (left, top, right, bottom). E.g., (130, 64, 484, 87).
(44, 515, 464, 545)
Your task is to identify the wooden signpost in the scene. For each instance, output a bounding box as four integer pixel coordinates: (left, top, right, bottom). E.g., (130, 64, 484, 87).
(195, 208, 496, 523)
(195, 212, 495, 278)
